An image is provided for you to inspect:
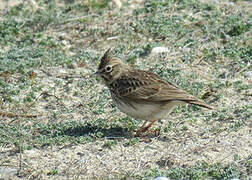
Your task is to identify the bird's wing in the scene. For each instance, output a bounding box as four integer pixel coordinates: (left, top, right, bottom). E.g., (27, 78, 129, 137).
(114, 70, 212, 109)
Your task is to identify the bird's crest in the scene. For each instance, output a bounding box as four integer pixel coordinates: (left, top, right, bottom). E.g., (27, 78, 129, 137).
(98, 48, 111, 70)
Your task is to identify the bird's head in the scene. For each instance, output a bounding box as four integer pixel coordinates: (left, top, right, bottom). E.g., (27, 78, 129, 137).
(96, 48, 129, 85)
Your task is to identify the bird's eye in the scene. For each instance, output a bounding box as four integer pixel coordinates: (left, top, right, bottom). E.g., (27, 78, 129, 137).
(105, 65, 112, 72)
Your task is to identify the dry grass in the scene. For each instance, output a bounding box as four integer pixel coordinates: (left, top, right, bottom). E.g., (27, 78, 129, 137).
(0, 0, 251, 179)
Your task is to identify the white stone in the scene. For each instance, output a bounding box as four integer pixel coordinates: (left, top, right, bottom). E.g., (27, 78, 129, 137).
(0, 167, 17, 175)
(153, 177, 170, 180)
(151, 47, 170, 53)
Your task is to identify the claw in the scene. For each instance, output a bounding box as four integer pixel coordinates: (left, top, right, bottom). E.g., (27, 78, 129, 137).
(133, 127, 160, 137)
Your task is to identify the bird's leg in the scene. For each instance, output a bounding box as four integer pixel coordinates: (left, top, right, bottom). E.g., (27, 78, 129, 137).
(141, 119, 158, 133)
(135, 119, 158, 136)
(135, 120, 148, 133)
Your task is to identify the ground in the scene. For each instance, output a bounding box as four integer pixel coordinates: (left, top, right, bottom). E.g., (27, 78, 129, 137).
(0, 0, 251, 179)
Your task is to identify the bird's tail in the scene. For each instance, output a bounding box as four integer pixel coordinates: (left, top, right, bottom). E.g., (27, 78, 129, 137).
(187, 100, 213, 109)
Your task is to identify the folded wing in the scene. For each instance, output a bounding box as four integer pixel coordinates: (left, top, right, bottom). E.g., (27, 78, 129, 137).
(116, 70, 212, 109)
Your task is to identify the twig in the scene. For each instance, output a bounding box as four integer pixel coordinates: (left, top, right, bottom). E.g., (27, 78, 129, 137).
(0, 111, 39, 118)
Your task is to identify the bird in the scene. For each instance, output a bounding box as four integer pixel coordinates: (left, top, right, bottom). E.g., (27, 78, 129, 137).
(96, 48, 212, 135)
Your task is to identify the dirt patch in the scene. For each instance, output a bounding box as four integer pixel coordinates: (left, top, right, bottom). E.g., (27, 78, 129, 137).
(0, 0, 251, 179)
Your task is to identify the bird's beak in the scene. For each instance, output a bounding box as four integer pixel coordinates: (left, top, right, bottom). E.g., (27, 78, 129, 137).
(91, 71, 99, 77)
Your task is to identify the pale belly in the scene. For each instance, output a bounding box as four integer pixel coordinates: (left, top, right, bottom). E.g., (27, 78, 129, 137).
(114, 99, 184, 120)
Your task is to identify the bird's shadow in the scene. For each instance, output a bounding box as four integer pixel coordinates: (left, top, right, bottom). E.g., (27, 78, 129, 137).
(60, 122, 132, 139)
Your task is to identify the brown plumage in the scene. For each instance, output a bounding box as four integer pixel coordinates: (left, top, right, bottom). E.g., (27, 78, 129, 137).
(97, 48, 212, 135)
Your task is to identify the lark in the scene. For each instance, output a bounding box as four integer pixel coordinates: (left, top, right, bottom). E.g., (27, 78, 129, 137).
(96, 48, 212, 135)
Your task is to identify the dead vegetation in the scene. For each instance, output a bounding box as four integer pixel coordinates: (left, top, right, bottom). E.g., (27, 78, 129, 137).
(0, 0, 251, 179)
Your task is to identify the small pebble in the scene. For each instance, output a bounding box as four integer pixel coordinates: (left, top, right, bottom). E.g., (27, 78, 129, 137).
(153, 177, 170, 180)
(151, 47, 170, 54)
(0, 167, 18, 175)
(243, 71, 252, 78)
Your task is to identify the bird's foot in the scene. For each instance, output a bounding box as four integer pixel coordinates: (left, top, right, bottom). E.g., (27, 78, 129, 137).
(133, 128, 160, 137)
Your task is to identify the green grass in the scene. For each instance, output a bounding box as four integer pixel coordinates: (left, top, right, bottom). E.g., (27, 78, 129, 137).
(165, 161, 250, 179)
(0, 119, 133, 150)
(129, 156, 252, 179)
(0, 0, 251, 179)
